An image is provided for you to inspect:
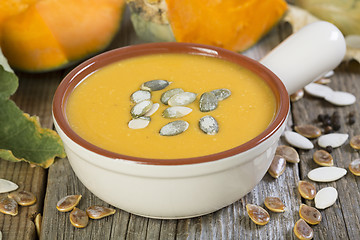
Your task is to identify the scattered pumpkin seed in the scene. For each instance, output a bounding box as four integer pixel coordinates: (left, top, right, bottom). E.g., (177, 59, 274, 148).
(199, 92, 218, 112)
(290, 89, 304, 102)
(128, 117, 151, 129)
(211, 88, 231, 101)
(314, 78, 331, 84)
(264, 197, 285, 212)
(130, 90, 151, 104)
(299, 204, 322, 225)
(8, 190, 36, 206)
(284, 131, 314, 150)
(308, 167, 347, 182)
(69, 207, 89, 228)
(56, 195, 82, 212)
(268, 155, 286, 178)
(168, 92, 197, 106)
(298, 180, 316, 200)
(350, 135, 360, 150)
(304, 83, 333, 98)
(35, 213, 42, 238)
(313, 150, 333, 166)
(160, 88, 184, 105)
(86, 205, 116, 219)
(140, 79, 171, 91)
(315, 187, 338, 209)
(275, 145, 300, 163)
(318, 133, 348, 148)
(144, 103, 160, 116)
(324, 91, 356, 106)
(293, 219, 314, 240)
(0, 197, 18, 216)
(0, 179, 18, 194)
(294, 124, 321, 139)
(349, 159, 360, 176)
(130, 100, 153, 118)
(162, 106, 192, 118)
(246, 204, 270, 225)
(159, 120, 189, 136)
(199, 116, 219, 135)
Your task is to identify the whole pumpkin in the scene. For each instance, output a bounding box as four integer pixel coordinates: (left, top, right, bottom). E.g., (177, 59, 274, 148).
(0, 0, 125, 72)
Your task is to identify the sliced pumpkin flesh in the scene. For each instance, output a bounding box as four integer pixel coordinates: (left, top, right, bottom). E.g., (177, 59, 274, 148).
(165, 0, 288, 52)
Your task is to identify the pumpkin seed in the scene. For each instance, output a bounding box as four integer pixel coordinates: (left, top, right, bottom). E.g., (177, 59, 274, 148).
(350, 135, 360, 150)
(298, 180, 316, 200)
(159, 120, 189, 136)
(168, 92, 197, 106)
(140, 79, 171, 91)
(246, 204, 270, 225)
(130, 100, 153, 118)
(324, 91, 356, 106)
(293, 219, 314, 240)
(315, 187, 338, 209)
(308, 167, 347, 182)
(313, 150, 333, 166)
(290, 89, 304, 102)
(199, 92, 218, 112)
(8, 190, 36, 206)
(130, 90, 151, 104)
(314, 78, 331, 84)
(0, 197, 18, 216)
(86, 205, 116, 219)
(199, 116, 219, 135)
(324, 70, 334, 78)
(284, 131, 314, 150)
(304, 83, 333, 98)
(275, 145, 300, 163)
(56, 195, 82, 212)
(128, 117, 150, 129)
(162, 106, 192, 118)
(144, 103, 160, 116)
(70, 207, 89, 228)
(211, 88, 231, 101)
(349, 159, 360, 176)
(264, 197, 285, 212)
(294, 124, 321, 139)
(35, 213, 41, 238)
(0, 179, 18, 194)
(268, 155, 286, 178)
(318, 133, 348, 148)
(160, 88, 184, 105)
(299, 204, 322, 225)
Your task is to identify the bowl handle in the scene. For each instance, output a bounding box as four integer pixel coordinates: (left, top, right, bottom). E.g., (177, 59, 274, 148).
(260, 21, 346, 95)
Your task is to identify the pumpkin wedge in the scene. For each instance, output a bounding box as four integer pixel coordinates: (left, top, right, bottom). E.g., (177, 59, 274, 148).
(127, 0, 287, 52)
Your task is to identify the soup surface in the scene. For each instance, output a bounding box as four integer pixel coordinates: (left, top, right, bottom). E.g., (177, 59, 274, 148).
(66, 53, 276, 159)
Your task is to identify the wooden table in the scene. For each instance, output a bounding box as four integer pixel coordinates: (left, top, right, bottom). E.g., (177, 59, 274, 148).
(1, 7, 360, 240)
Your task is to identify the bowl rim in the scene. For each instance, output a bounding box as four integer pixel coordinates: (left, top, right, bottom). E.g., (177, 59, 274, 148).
(53, 42, 289, 166)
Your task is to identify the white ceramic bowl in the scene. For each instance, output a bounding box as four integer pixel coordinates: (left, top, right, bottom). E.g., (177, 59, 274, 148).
(52, 22, 345, 219)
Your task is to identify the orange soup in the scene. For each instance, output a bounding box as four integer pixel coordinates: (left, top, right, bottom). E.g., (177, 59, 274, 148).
(66, 53, 276, 159)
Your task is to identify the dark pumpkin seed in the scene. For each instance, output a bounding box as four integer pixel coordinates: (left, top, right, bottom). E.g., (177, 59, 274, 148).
(130, 90, 151, 104)
(160, 88, 184, 105)
(140, 79, 171, 91)
(199, 116, 219, 135)
(199, 92, 218, 112)
(211, 88, 231, 101)
(159, 120, 189, 136)
(168, 92, 197, 106)
(130, 100, 153, 118)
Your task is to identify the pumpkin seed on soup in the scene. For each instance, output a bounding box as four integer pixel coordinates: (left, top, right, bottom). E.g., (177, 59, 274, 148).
(246, 204, 270, 225)
(86, 205, 116, 219)
(298, 181, 316, 200)
(299, 204, 322, 225)
(56, 195, 82, 212)
(350, 135, 360, 150)
(128, 117, 151, 129)
(162, 106, 192, 119)
(211, 88, 231, 101)
(264, 197, 285, 212)
(199, 92, 218, 112)
(349, 159, 360, 176)
(167, 92, 197, 106)
(0, 197, 18, 216)
(8, 190, 36, 206)
(199, 116, 219, 135)
(69, 207, 89, 228)
(160, 88, 184, 105)
(313, 150, 333, 166)
(140, 79, 171, 91)
(130, 100, 153, 118)
(159, 120, 189, 136)
(130, 90, 151, 104)
(294, 219, 314, 240)
(268, 155, 286, 178)
(275, 145, 300, 163)
(294, 124, 321, 138)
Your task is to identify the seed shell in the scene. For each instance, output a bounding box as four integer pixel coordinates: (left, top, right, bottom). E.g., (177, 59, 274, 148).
(128, 117, 150, 129)
(199, 92, 218, 112)
(246, 204, 270, 225)
(199, 116, 219, 135)
(313, 150, 333, 166)
(211, 88, 231, 101)
(0, 179, 18, 193)
(130, 90, 151, 104)
(162, 106, 192, 119)
(56, 195, 82, 212)
(349, 159, 360, 176)
(130, 100, 153, 118)
(318, 133, 348, 148)
(35, 213, 42, 238)
(350, 135, 360, 150)
(144, 103, 160, 117)
(298, 180, 316, 200)
(315, 187, 338, 209)
(168, 92, 197, 106)
(0, 197, 18, 216)
(324, 91, 356, 106)
(264, 197, 285, 212)
(86, 205, 116, 219)
(290, 89, 304, 102)
(284, 131, 314, 150)
(314, 78, 331, 84)
(275, 145, 300, 163)
(70, 207, 89, 228)
(299, 204, 322, 225)
(159, 120, 189, 136)
(294, 125, 321, 139)
(160, 88, 184, 105)
(140, 79, 171, 91)
(8, 190, 36, 206)
(294, 219, 314, 240)
(308, 167, 347, 182)
(268, 155, 286, 178)
(304, 83, 333, 98)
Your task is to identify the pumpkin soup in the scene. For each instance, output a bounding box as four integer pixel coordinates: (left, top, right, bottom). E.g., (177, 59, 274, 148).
(65, 53, 276, 159)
